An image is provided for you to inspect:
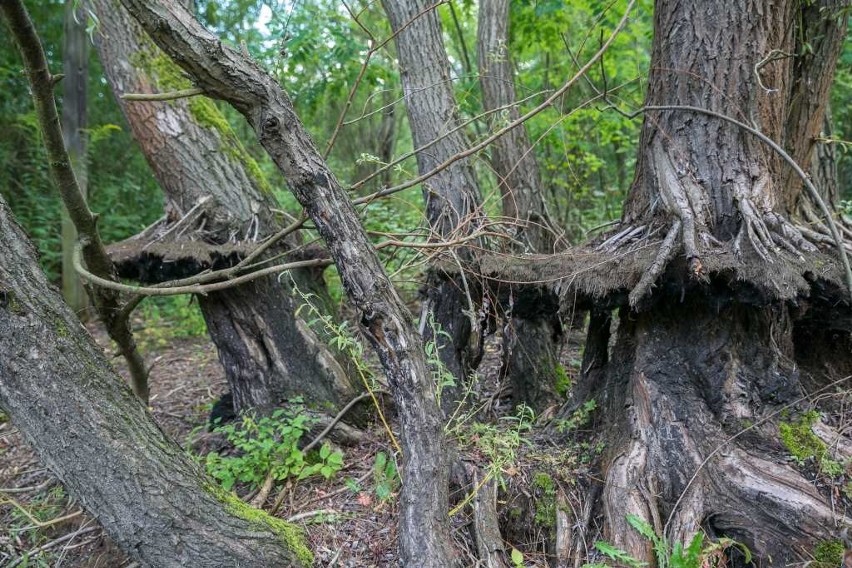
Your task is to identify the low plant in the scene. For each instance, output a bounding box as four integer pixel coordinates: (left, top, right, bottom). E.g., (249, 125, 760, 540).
(205, 404, 344, 491)
(372, 451, 400, 502)
(779, 410, 843, 476)
(135, 295, 207, 348)
(584, 514, 751, 568)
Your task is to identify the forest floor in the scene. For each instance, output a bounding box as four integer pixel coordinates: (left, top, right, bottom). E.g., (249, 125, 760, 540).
(0, 310, 588, 567)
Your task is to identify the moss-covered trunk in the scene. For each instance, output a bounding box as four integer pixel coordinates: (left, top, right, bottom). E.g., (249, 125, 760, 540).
(0, 194, 311, 567)
(91, 0, 357, 413)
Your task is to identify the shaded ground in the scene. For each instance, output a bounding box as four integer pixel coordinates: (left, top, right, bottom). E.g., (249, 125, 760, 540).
(0, 314, 541, 567)
(2, 305, 850, 567)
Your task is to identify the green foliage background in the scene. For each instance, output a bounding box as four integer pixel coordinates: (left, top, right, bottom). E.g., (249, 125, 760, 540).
(1, 0, 849, 302)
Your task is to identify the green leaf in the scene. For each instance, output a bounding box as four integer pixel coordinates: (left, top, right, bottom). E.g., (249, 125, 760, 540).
(510, 548, 524, 567)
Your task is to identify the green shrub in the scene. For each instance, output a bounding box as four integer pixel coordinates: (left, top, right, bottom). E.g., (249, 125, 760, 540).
(205, 404, 344, 491)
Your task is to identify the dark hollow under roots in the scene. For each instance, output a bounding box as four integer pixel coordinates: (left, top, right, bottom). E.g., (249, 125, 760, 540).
(572, 292, 851, 566)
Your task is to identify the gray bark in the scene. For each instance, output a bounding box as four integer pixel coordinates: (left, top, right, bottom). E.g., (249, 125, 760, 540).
(91, 0, 357, 414)
(115, 1, 459, 565)
(477, 0, 562, 412)
(584, 1, 852, 563)
(381, 0, 487, 407)
(0, 195, 310, 567)
(60, 0, 89, 318)
(477, 0, 551, 253)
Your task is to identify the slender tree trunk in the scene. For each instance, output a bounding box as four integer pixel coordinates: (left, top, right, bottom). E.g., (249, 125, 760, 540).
(782, 0, 848, 213)
(60, 0, 89, 318)
(2, 0, 150, 402)
(477, 0, 562, 411)
(116, 2, 459, 564)
(381, 0, 487, 408)
(91, 0, 357, 414)
(0, 195, 311, 567)
(580, 1, 851, 563)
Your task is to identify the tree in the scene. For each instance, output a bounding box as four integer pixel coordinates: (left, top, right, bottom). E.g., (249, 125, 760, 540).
(115, 1, 459, 565)
(573, 0, 851, 562)
(89, 0, 358, 414)
(0, 193, 312, 567)
(477, 0, 563, 410)
(381, 0, 488, 403)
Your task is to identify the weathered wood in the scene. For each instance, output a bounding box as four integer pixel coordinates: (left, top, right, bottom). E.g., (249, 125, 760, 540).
(579, 1, 852, 563)
(2, 0, 149, 401)
(115, 2, 458, 564)
(60, 0, 89, 317)
(0, 195, 311, 567)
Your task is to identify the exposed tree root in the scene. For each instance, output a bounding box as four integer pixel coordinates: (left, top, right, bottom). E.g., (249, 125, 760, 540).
(583, 298, 851, 566)
(629, 219, 681, 307)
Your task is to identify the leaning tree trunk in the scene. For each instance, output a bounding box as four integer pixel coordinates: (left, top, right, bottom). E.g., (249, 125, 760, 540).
(477, 0, 562, 412)
(381, 0, 487, 409)
(91, 0, 357, 414)
(117, 1, 460, 565)
(579, 0, 851, 563)
(0, 195, 311, 567)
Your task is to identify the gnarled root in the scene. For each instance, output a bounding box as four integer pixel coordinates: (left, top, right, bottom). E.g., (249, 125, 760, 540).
(587, 298, 851, 565)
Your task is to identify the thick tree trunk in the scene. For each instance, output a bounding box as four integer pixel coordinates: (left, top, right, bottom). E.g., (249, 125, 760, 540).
(91, 0, 357, 414)
(116, 2, 459, 564)
(580, 1, 851, 563)
(382, 0, 487, 406)
(592, 298, 846, 563)
(60, 0, 89, 318)
(0, 196, 311, 567)
(477, 0, 562, 412)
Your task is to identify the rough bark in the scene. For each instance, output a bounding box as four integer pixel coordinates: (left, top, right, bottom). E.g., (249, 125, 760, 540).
(115, 2, 459, 565)
(60, 0, 89, 318)
(477, 0, 562, 412)
(592, 299, 848, 563)
(0, 195, 311, 567)
(382, 0, 487, 403)
(577, 1, 852, 564)
(91, 0, 357, 414)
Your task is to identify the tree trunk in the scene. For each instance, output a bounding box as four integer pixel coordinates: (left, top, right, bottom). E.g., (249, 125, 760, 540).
(60, 0, 89, 318)
(116, 2, 459, 564)
(477, 0, 562, 412)
(381, 0, 487, 407)
(91, 0, 357, 414)
(582, 0, 851, 563)
(782, 0, 848, 213)
(0, 195, 311, 567)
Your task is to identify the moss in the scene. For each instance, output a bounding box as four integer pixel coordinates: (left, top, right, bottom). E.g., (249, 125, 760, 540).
(1, 290, 26, 316)
(54, 317, 69, 338)
(205, 482, 313, 565)
(553, 363, 571, 397)
(533, 471, 556, 527)
(779, 410, 823, 462)
(187, 98, 273, 195)
(779, 411, 841, 476)
(128, 49, 273, 196)
(812, 539, 844, 567)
